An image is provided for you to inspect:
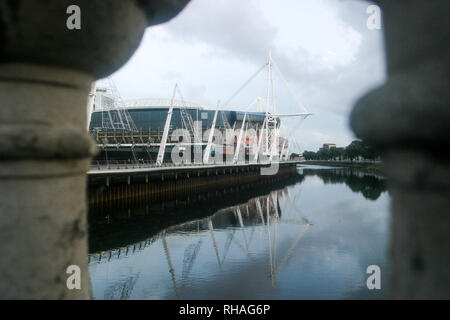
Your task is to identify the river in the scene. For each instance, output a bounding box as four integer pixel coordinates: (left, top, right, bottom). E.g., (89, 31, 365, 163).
(88, 165, 391, 299)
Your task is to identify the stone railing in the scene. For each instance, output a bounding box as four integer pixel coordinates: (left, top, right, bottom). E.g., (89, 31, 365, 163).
(350, 0, 449, 299)
(0, 0, 189, 300)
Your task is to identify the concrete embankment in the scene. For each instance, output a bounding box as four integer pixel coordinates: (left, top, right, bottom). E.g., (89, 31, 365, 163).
(88, 163, 300, 208)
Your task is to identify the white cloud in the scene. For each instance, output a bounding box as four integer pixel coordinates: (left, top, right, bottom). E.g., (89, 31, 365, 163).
(165, 0, 277, 62)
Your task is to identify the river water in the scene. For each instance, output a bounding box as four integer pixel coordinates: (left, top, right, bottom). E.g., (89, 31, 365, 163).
(88, 165, 391, 299)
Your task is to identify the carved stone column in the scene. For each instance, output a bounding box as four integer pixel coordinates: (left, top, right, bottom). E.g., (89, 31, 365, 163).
(0, 0, 188, 299)
(351, 0, 450, 299)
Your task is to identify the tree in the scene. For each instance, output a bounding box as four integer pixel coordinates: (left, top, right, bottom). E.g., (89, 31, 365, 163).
(345, 140, 364, 160)
(335, 147, 345, 160)
(303, 151, 317, 160)
(316, 148, 330, 160)
(361, 142, 380, 160)
(302, 140, 380, 161)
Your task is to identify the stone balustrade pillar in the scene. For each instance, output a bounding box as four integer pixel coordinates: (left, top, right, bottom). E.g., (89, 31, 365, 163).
(351, 0, 450, 299)
(0, 0, 188, 299)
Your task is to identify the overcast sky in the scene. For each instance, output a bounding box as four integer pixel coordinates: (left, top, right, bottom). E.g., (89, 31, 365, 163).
(108, 0, 386, 152)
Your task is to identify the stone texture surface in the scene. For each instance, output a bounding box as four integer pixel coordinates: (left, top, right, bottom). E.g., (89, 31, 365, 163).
(0, 64, 95, 299)
(137, 0, 191, 25)
(351, 0, 450, 299)
(385, 150, 450, 299)
(0, 0, 189, 79)
(0, 161, 91, 299)
(350, 60, 449, 153)
(0, 0, 189, 299)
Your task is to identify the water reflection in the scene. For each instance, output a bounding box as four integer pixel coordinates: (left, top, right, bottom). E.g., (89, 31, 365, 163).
(89, 167, 390, 299)
(300, 166, 387, 200)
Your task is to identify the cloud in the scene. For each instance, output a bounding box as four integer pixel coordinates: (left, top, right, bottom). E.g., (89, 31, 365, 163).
(165, 0, 278, 62)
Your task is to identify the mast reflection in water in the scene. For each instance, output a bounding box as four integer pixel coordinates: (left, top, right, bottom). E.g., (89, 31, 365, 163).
(88, 166, 390, 299)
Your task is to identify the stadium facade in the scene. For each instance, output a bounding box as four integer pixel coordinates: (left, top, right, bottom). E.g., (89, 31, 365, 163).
(88, 89, 287, 163)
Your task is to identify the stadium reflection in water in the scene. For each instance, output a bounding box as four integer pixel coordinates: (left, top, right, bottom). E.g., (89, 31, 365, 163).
(88, 166, 390, 299)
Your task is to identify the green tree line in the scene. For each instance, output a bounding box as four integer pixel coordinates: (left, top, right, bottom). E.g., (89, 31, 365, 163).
(303, 140, 380, 161)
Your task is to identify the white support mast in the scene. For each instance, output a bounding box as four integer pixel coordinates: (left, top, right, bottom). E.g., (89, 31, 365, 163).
(269, 125, 278, 162)
(264, 50, 279, 162)
(205, 50, 311, 165)
(156, 84, 177, 166)
(265, 51, 272, 156)
(233, 112, 247, 164)
(108, 78, 126, 130)
(86, 81, 96, 131)
(253, 117, 266, 163)
(280, 138, 287, 160)
(284, 144, 290, 160)
(203, 103, 219, 164)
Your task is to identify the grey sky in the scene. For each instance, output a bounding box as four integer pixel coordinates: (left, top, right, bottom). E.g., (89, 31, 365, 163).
(108, 0, 386, 152)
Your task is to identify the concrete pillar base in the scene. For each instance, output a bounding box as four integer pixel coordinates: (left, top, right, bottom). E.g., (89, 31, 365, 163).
(0, 63, 94, 299)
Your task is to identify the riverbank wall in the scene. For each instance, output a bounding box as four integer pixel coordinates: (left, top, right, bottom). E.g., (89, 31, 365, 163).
(88, 163, 300, 210)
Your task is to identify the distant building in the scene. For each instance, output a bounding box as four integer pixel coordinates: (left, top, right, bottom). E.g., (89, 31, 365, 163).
(322, 143, 336, 150)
